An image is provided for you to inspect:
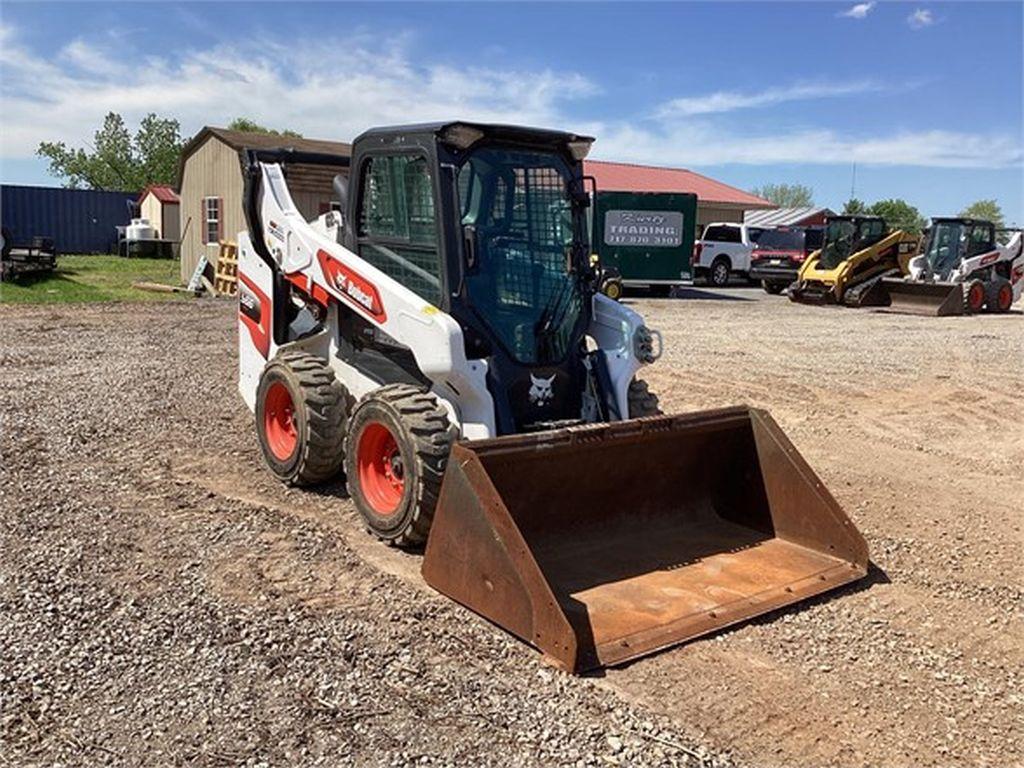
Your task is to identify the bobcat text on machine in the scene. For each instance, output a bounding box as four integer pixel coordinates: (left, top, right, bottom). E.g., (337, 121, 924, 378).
(235, 121, 868, 672)
(876, 217, 1023, 315)
(788, 215, 919, 306)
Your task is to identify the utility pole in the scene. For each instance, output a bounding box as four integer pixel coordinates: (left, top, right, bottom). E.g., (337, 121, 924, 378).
(850, 162, 857, 201)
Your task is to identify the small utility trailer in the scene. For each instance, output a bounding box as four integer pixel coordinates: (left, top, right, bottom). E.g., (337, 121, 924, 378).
(0, 228, 57, 282)
(590, 191, 697, 295)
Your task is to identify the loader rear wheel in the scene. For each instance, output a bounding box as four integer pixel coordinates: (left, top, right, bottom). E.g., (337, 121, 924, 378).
(965, 279, 986, 313)
(256, 351, 348, 486)
(985, 278, 1013, 313)
(628, 378, 662, 418)
(344, 385, 454, 548)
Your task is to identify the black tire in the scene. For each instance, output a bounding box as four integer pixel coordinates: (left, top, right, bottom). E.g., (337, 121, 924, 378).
(985, 278, 1013, 313)
(256, 350, 348, 486)
(762, 280, 785, 295)
(628, 378, 662, 418)
(709, 257, 731, 287)
(344, 384, 454, 548)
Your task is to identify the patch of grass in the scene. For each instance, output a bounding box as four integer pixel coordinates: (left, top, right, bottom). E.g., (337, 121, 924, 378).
(0, 255, 189, 304)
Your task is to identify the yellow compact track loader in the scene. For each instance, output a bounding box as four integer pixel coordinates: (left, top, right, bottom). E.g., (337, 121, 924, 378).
(235, 122, 869, 672)
(788, 215, 918, 306)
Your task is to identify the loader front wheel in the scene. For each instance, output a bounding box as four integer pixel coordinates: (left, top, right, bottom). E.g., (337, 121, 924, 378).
(256, 351, 348, 486)
(965, 279, 986, 313)
(628, 378, 662, 418)
(345, 385, 453, 548)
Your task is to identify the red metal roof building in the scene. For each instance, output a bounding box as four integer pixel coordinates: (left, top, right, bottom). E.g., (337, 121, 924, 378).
(138, 184, 180, 205)
(584, 160, 773, 229)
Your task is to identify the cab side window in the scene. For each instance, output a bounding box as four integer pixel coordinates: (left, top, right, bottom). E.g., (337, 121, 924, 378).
(358, 154, 442, 306)
(967, 225, 993, 257)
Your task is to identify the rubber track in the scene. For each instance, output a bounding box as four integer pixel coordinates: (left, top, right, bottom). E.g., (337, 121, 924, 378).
(274, 349, 347, 485)
(344, 383, 453, 547)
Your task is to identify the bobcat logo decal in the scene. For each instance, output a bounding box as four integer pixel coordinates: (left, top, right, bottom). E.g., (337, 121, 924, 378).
(528, 373, 555, 407)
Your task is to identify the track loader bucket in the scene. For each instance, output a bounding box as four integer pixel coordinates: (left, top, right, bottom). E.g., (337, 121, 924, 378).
(422, 407, 869, 673)
(878, 277, 964, 316)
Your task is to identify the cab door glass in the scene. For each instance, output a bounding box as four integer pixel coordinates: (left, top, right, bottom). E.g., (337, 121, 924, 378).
(357, 154, 443, 306)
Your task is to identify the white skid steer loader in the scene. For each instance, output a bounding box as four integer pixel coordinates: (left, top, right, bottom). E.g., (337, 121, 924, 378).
(877, 218, 1024, 315)
(236, 122, 868, 672)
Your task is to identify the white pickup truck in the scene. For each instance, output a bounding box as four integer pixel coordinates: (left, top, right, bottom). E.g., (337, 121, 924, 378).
(693, 222, 762, 287)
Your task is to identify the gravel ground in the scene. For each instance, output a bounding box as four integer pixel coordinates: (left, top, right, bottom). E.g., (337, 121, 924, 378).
(1, 289, 1022, 767)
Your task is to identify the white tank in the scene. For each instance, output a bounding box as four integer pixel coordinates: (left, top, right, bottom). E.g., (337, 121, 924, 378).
(126, 218, 157, 241)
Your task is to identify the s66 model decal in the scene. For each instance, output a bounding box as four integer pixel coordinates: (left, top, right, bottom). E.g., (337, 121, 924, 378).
(238, 272, 271, 359)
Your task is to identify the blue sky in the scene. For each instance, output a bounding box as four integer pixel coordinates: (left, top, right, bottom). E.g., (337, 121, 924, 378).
(1, 1, 1022, 221)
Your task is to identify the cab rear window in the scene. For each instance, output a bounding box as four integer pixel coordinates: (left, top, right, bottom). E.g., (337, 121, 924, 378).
(703, 225, 741, 243)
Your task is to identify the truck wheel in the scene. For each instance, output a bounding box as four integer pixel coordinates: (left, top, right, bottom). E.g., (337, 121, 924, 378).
(628, 378, 662, 417)
(762, 280, 784, 295)
(985, 278, 1013, 313)
(710, 257, 731, 287)
(964, 279, 986, 314)
(344, 384, 454, 548)
(256, 350, 348, 486)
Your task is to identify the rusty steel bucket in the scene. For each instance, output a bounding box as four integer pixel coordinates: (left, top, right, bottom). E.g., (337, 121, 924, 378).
(422, 406, 869, 673)
(877, 277, 964, 316)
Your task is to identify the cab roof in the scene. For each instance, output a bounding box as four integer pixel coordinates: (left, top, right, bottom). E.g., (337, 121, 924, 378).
(353, 121, 594, 149)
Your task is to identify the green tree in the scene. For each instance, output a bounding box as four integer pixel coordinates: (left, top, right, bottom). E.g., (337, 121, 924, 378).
(750, 183, 814, 208)
(842, 198, 868, 215)
(959, 199, 1004, 228)
(867, 198, 927, 234)
(227, 117, 303, 139)
(37, 112, 183, 190)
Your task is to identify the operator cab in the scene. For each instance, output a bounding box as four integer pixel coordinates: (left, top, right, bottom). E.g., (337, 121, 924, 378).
(818, 215, 888, 270)
(922, 217, 995, 279)
(333, 122, 600, 434)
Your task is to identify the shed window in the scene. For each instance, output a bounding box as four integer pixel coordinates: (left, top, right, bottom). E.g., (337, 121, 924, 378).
(203, 197, 221, 245)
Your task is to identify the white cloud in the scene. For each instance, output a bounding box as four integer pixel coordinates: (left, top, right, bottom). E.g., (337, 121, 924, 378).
(0, 27, 597, 160)
(907, 8, 936, 29)
(657, 81, 883, 117)
(839, 2, 876, 19)
(0, 23, 1018, 172)
(588, 122, 1021, 169)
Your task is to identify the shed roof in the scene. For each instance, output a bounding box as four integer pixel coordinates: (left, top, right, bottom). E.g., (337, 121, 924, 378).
(138, 184, 179, 205)
(744, 206, 835, 227)
(177, 127, 352, 188)
(583, 160, 773, 208)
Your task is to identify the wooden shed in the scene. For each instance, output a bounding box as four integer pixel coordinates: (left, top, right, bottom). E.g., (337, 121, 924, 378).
(176, 127, 351, 283)
(137, 185, 180, 241)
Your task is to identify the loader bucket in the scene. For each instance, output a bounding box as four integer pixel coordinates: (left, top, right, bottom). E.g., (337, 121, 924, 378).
(878, 277, 964, 316)
(422, 407, 869, 673)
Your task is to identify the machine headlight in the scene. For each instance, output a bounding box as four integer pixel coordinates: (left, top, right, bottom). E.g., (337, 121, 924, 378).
(566, 139, 594, 161)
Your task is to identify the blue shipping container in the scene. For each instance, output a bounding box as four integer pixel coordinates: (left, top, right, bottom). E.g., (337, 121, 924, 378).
(1, 184, 138, 254)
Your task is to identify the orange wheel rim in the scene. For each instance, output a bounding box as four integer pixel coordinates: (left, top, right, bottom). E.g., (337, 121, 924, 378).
(264, 381, 298, 460)
(357, 422, 404, 516)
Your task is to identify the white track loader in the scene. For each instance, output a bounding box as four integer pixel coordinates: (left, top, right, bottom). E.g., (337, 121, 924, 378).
(235, 122, 868, 672)
(878, 218, 1023, 315)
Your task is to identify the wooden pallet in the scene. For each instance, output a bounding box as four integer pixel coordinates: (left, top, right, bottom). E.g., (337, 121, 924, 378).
(213, 241, 238, 296)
